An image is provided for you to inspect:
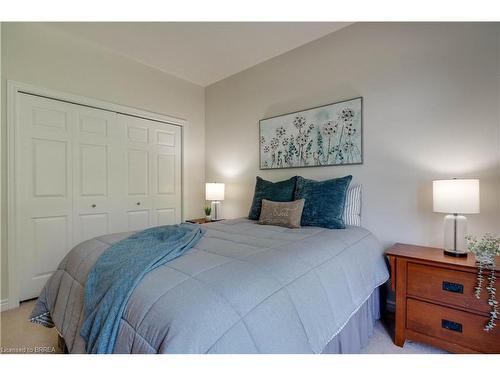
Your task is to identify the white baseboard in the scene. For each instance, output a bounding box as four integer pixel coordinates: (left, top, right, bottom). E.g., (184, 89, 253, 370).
(0, 298, 8, 312)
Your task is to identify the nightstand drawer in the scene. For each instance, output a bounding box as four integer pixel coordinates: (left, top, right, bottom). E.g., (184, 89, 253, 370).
(407, 298, 500, 353)
(407, 262, 493, 314)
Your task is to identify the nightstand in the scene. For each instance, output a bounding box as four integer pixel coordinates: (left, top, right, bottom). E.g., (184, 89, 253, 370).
(185, 218, 223, 224)
(386, 243, 500, 353)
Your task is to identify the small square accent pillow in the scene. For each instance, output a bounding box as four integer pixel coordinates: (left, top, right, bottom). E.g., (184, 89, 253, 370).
(294, 175, 352, 229)
(258, 199, 305, 229)
(248, 176, 297, 220)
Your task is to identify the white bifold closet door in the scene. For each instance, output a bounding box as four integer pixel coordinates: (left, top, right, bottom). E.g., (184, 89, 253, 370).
(72, 106, 124, 244)
(17, 94, 75, 301)
(120, 115, 182, 232)
(16, 93, 182, 301)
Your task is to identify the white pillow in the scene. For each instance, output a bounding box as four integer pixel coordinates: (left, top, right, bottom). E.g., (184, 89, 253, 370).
(343, 184, 361, 226)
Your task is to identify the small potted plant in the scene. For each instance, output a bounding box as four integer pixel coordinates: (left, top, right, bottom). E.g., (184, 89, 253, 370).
(465, 233, 500, 331)
(204, 205, 212, 221)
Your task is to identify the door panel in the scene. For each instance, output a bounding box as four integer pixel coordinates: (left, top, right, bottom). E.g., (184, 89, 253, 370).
(157, 154, 175, 194)
(32, 106, 68, 131)
(33, 139, 68, 197)
(151, 123, 182, 225)
(128, 150, 149, 195)
(17, 94, 74, 300)
(80, 144, 108, 196)
(32, 216, 70, 277)
(156, 130, 176, 146)
(79, 114, 108, 136)
(73, 106, 123, 244)
(119, 114, 182, 228)
(79, 213, 109, 241)
(127, 210, 150, 231)
(127, 125, 148, 143)
(157, 208, 176, 226)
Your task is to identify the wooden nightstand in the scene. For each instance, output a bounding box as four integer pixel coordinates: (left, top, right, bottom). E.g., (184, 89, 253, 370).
(386, 243, 500, 353)
(185, 218, 223, 224)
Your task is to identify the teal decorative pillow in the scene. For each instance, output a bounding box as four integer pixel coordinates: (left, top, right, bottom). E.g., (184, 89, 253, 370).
(294, 175, 352, 229)
(248, 176, 297, 220)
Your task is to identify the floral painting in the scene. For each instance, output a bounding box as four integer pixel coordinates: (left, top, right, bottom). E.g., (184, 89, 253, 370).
(259, 97, 362, 169)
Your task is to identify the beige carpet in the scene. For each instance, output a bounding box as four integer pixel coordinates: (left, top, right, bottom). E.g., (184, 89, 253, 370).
(1, 299, 446, 354)
(361, 320, 447, 354)
(1, 300, 62, 354)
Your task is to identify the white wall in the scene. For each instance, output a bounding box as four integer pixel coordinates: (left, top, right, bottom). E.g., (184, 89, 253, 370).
(206, 23, 500, 249)
(0, 23, 206, 301)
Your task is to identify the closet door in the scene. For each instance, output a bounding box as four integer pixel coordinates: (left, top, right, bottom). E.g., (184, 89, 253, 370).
(121, 115, 182, 230)
(149, 119, 182, 226)
(17, 94, 74, 300)
(72, 107, 124, 244)
(14, 92, 183, 302)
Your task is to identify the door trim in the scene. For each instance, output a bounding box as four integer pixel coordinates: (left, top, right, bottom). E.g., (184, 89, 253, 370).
(7, 80, 187, 310)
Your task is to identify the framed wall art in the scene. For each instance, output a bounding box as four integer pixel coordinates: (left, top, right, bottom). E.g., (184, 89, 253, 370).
(259, 97, 362, 170)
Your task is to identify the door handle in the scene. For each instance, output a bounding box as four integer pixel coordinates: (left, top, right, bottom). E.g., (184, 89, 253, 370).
(91, 204, 96, 208)
(136, 202, 141, 206)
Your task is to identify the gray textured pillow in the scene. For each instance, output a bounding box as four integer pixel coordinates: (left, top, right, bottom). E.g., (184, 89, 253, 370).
(258, 199, 305, 229)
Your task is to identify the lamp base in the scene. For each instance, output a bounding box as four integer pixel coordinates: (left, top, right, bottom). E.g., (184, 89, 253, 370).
(443, 214, 467, 254)
(443, 249, 468, 258)
(210, 201, 221, 221)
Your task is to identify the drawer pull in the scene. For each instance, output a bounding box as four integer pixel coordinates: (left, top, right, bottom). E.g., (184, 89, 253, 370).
(442, 281, 463, 294)
(442, 319, 462, 333)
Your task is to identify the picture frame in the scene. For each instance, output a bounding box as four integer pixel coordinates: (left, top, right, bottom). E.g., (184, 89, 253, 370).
(259, 97, 363, 170)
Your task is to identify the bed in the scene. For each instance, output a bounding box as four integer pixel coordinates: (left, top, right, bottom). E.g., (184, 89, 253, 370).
(33, 218, 389, 354)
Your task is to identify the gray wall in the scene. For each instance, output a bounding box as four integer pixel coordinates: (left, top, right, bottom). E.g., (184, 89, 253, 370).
(206, 23, 500, 249)
(0, 23, 206, 301)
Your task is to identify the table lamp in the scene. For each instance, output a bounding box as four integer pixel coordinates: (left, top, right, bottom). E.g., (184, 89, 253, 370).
(432, 178, 480, 257)
(206, 182, 225, 221)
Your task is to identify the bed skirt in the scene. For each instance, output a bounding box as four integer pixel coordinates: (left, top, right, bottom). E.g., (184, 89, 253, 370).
(321, 287, 380, 354)
(57, 287, 381, 354)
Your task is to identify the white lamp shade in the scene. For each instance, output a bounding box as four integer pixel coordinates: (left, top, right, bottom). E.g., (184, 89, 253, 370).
(205, 183, 225, 201)
(433, 179, 480, 214)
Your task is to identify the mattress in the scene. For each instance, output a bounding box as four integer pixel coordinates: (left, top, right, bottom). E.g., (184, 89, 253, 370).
(34, 218, 389, 353)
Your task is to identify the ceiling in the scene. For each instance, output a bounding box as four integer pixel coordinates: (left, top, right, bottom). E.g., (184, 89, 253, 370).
(49, 22, 351, 87)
